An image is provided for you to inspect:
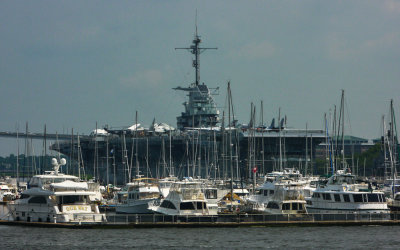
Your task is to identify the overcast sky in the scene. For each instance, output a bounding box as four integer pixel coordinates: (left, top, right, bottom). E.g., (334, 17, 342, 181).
(1, 0, 400, 156)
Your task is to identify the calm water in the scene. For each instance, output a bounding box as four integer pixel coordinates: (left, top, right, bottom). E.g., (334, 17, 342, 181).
(0, 225, 400, 249)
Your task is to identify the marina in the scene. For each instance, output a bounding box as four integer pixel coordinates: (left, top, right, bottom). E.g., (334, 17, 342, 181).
(1, 2, 400, 249)
(0, 29, 399, 229)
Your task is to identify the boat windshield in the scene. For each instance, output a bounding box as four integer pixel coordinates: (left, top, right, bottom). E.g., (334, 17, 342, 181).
(179, 201, 206, 210)
(42, 178, 79, 185)
(57, 195, 89, 205)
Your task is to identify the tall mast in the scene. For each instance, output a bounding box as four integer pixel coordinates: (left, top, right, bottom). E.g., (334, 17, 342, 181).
(278, 108, 283, 172)
(341, 90, 345, 169)
(106, 134, 109, 186)
(228, 81, 234, 210)
(16, 123, 19, 188)
(77, 135, 81, 179)
(390, 99, 397, 198)
(175, 20, 217, 86)
(305, 123, 308, 176)
(135, 111, 139, 178)
(261, 100, 264, 175)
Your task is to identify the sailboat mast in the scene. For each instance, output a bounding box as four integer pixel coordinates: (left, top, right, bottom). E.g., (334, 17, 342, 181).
(305, 123, 308, 176)
(16, 124, 19, 188)
(106, 135, 109, 186)
(135, 111, 139, 178)
(341, 90, 345, 169)
(261, 100, 264, 175)
(228, 82, 234, 210)
(278, 108, 283, 172)
(390, 99, 396, 198)
(169, 129, 173, 176)
(77, 135, 81, 179)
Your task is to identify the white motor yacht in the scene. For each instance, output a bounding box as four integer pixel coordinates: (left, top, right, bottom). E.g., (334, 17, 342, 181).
(115, 178, 161, 214)
(149, 180, 217, 216)
(7, 158, 106, 223)
(306, 170, 389, 214)
(247, 169, 307, 214)
(248, 174, 307, 214)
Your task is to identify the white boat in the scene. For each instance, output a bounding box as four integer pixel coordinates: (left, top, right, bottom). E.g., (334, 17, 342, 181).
(115, 178, 161, 214)
(0, 182, 17, 202)
(383, 179, 400, 197)
(305, 170, 389, 214)
(158, 176, 178, 198)
(248, 172, 308, 214)
(7, 158, 106, 223)
(149, 180, 217, 216)
(263, 178, 307, 214)
(203, 181, 230, 212)
(387, 192, 400, 212)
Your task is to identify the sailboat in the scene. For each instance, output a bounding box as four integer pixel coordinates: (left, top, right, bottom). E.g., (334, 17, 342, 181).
(384, 99, 400, 211)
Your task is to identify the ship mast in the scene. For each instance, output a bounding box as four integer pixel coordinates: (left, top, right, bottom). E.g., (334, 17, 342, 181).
(175, 22, 217, 86)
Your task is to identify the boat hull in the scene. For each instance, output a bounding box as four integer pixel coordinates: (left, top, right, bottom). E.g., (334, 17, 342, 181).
(7, 203, 106, 223)
(115, 199, 158, 214)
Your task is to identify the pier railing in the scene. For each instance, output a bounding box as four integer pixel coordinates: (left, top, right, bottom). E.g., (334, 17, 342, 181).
(105, 212, 398, 225)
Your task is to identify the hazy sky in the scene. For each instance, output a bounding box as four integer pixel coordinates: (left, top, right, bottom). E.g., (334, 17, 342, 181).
(1, 0, 400, 156)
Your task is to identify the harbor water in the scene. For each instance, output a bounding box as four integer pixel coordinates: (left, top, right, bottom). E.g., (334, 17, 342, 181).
(1, 224, 400, 249)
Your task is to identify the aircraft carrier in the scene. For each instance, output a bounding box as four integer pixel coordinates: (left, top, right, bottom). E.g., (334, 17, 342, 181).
(50, 30, 325, 184)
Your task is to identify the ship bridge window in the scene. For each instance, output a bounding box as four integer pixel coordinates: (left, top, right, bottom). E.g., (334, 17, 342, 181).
(282, 203, 290, 210)
(160, 200, 176, 210)
(312, 193, 320, 198)
(180, 202, 195, 210)
(269, 190, 274, 195)
(322, 193, 332, 200)
(362, 194, 368, 202)
(58, 195, 87, 204)
(292, 203, 298, 210)
(266, 202, 279, 209)
(28, 196, 47, 204)
(206, 189, 217, 199)
(367, 193, 379, 202)
(343, 194, 351, 202)
(334, 194, 341, 202)
(20, 194, 30, 199)
(196, 202, 206, 210)
(353, 194, 363, 202)
(129, 193, 139, 200)
(263, 190, 268, 196)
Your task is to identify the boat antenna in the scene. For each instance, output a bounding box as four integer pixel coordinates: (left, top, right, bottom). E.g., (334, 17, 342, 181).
(175, 12, 217, 86)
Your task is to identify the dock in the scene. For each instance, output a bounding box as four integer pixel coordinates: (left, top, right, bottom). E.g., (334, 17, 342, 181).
(1, 213, 400, 228)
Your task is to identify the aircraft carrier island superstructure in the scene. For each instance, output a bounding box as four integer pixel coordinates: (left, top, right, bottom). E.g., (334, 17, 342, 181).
(51, 31, 325, 185)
